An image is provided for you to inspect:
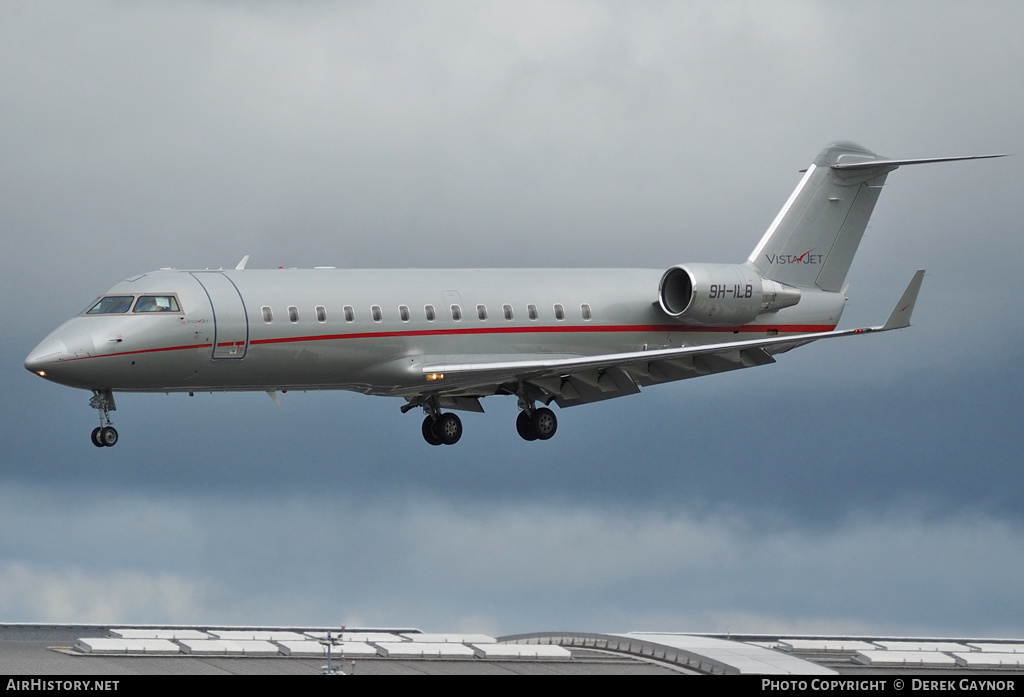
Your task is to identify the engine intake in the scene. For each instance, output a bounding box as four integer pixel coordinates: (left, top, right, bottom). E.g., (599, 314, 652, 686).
(658, 263, 800, 325)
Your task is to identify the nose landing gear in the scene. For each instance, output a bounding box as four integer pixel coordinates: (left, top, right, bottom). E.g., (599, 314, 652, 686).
(89, 390, 118, 448)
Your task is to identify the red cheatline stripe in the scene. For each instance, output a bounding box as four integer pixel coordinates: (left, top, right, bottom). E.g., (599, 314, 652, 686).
(248, 323, 837, 346)
(68, 323, 838, 360)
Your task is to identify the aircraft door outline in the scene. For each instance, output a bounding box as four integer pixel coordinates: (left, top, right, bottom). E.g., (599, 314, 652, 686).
(190, 272, 249, 360)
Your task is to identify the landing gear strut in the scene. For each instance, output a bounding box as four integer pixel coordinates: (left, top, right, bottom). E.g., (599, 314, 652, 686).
(89, 389, 118, 448)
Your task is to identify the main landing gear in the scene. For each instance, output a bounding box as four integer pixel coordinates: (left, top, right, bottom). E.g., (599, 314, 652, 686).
(516, 406, 557, 442)
(421, 411, 463, 446)
(408, 394, 558, 445)
(89, 389, 118, 448)
(408, 395, 465, 446)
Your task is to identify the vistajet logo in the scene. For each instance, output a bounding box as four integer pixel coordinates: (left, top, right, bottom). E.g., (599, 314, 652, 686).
(765, 248, 824, 265)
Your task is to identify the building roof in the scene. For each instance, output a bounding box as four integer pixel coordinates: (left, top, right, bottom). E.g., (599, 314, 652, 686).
(2, 624, 1023, 676)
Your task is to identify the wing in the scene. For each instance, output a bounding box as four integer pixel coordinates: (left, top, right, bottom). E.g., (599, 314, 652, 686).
(409, 271, 924, 411)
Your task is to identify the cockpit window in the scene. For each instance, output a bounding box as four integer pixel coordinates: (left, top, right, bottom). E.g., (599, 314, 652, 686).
(86, 296, 134, 314)
(133, 295, 181, 313)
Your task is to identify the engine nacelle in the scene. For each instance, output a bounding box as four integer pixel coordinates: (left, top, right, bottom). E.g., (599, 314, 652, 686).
(658, 263, 801, 325)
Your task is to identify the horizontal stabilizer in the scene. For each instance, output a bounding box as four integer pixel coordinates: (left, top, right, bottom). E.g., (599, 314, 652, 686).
(881, 270, 925, 331)
(832, 154, 1007, 170)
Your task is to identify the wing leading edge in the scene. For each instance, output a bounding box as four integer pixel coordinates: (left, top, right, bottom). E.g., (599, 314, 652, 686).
(415, 270, 925, 410)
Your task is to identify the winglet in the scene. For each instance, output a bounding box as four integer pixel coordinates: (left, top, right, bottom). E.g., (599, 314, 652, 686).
(235, 255, 250, 270)
(881, 270, 925, 330)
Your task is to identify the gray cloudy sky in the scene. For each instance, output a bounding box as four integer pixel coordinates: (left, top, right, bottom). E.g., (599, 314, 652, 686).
(2, 1, 1022, 637)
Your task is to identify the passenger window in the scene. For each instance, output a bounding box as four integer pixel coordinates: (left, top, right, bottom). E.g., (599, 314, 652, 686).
(424, 305, 436, 322)
(528, 304, 538, 321)
(554, 303, 565, 321)
(86, 296, 134, 314)
(371, 305, 383, 322)
(316, 305, 327, 323)
(581, 303, 592, 321)
(134, 295, 180, 313)
(450, 304, 462, 321)
(288, 306, 299, 323)
(262, 306, 273, 323)
(344, 305, 355, 322)
(503, 304, 513, 321)
(399, 305, 410, 322)
(477, 304, 487, 321)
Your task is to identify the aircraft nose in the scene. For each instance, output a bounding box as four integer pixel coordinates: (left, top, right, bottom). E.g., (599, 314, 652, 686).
(24, 337, 69, 377)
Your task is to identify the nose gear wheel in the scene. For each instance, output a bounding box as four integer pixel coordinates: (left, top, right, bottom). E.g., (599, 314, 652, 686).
(88, 390, 119, 447)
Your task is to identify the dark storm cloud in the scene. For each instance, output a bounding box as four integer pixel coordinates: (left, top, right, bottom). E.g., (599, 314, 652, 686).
(2, 484, 1021, 635)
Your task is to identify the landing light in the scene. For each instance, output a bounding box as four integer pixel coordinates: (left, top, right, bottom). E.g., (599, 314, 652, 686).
(425, 373, 444, 381)
(36, 371, 46, 377)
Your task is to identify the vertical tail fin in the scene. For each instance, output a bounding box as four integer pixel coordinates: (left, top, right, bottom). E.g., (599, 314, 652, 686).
(746, 142, 1006, 292)
(746, 141, 894, 292)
